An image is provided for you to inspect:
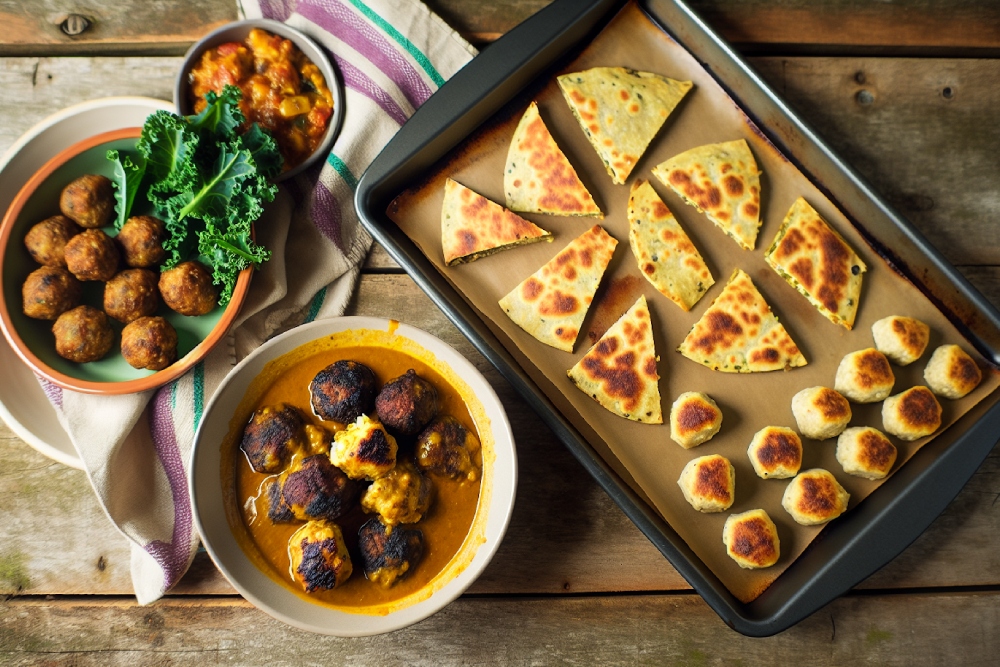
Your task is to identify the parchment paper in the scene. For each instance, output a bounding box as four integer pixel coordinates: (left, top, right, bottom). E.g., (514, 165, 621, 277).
(387, 1, 1000, 602)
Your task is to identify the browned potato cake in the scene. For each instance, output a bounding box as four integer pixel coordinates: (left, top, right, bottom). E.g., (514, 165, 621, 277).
(782, 469, 850, 525)
(678, 454, 735, 513)
(882, 386, 942, 440)
(723, 509, 780, 569)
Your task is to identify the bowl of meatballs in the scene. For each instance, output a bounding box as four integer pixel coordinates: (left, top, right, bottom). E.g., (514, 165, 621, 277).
(0, 127, 251, 394)
(190, 316, 517, 636)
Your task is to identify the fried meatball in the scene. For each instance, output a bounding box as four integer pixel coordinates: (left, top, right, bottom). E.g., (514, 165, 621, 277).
(359, 517, 424, 588)
(309, 360, 378, 423)
(120, 316, 177, 370)
(52, 305, 114, 363)
(331, 415, 398, 480)
(24, 215, 81, 267)
(104, 269, 159, 323)
(275, 454, 361, 522)
(117, 215, 167, 268)
(239, 404, 306, 473)
(22, 265, 82, 320)
(375, 369, 439, 436)
(64, 228, 120, 281)
(289, 520, 353, 592)
(361, 459, 433, 525)
(159, 261, 218, 316)
(59, 174, 115, 228)
(415, 415, 481, 482)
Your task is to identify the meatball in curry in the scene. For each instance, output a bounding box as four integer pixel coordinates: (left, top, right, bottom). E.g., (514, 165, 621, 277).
(64, 228, 120, 281)
(309, 360, 378, 423)
(121, 316, 178, 371)
(104, 268, 159, 323)
(361, 459, 433, 526)
(59, 174, 115, 228)
(159, 261, 218, 316)
(358, 517, 424, 588)
(375, 369, 439, 436)
(22, 265, 82, 320)
(416, 415, 482, 482)
(52, 305, 114, 363)
(274, 454, 361, 523)
(117, 215, 167, 268)
(240, 404, 306, 473)
(288, 520, 353, 592)
(24, 215, 81, 267)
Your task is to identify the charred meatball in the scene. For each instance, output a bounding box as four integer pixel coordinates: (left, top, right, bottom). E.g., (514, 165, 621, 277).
(121, 316, 177, 370)
(117, 215, 167, 268)
(52, 305, 114, 363)
(416, 415, 482, 482)
(331, 415, 398, 480)
(22, 265, 82, 320)
(64, 228, 120, 281)
(358, 517, 424, 588)
(159, 261, 218, 316)
(309, 360, 377, 423)
(104, 269, 159, 323)
(24, 215, 81, 267)
(361, 459, 432, 526)
(240, 404, 306, 473)
(59, 174, 115, 228)
(273, 455, 361, 523)
(375, 369, 439, 436)
(288, 520, 353, 592)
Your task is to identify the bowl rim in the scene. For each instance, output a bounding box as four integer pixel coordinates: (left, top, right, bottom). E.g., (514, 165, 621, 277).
(189, 316, 518, 636)
(0, 127, 252, 395)
(174, 17, 346, 182)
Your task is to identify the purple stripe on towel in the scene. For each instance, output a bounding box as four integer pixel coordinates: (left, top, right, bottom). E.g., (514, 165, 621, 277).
(311, 180, 345, 251)
(333, 54, 409, 126)
(297, 0, 433, 109)
(36, 375, 63, 410)
(259, 0, 296, 21)
(144, 383, 194, 589)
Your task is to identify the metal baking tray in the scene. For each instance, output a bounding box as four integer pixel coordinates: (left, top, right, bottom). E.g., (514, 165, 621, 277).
(354, 0, 1000, 635)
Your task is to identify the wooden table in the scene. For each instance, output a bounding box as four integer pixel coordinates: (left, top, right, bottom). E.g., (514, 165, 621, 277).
(2, 1, 999, 662)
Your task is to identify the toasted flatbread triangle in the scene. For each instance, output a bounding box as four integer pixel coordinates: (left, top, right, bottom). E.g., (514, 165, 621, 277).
(568, 295, 662, 423)
(652, 139, 762, 250)
(765, 197, 866, 330)
(504, 101, 603, 218)
(628, 179, 714, 311)
(499, 225, 617, 352)
(558, 67, 692, 185)
(441, 179, 552, 266)
(678, 269, 807, 373)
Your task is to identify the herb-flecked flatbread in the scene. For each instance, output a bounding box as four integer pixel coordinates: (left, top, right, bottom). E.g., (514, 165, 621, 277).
(678, 269, 807, 373)
(651, 139, 762, 250)
(504, 101, 603, 218)
(441, 178, 552, 266)
(568, 295, 662, 423)
(499, 225, 617, 352)
(765, 197, 867, 330)
(557, 67, 692, 185)
(628, 179, 713, 311)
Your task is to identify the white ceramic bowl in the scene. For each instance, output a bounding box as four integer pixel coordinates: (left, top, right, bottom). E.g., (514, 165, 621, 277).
(190, 317, 517, 635)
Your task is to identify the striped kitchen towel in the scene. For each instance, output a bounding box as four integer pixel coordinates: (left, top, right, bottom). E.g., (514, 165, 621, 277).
(42, 0, 476, 604)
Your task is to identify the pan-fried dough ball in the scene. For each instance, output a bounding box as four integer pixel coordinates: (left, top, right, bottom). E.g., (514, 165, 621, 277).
(276, 455, 361, 522)
(415, 415, 482, 482)
(22, 265, 81, 320)
(120, 316, 177, 370)
(361, 459, 433, 526)
(677, 454, 735, 513)
(872, 315, 929, 366)
(331, 415, 398, 480)
(309, 360, 378, 423)
(836, 427, 897, 480)
(64, 228, 120, 281)
(834, 348, 895, 403)
(52, 305, 114, 363)
(669, 392, 723, 449)
(117, 215, 167, 267)
(358, 517, 424, 588)
(288, 520, 353, 592)
(781, 469, 850, 525)
(59, 174, 114, 228)
(747, 426, 802, 479)
(923, 344, 982, 399)
(159, 261, 218, 316)
(239, 404, 306, 473)
(376, 369, 439, 436)
(24, 215, 81, 267)
(723, 509, 780, 569)
(104, 269, 159, 323)
(882, 386, 942, 441)
(791, 386, 851, 440)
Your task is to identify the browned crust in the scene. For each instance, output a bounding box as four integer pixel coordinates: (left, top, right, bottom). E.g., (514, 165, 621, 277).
(813, 387, 850, 420)
(896, 387, 942, 430)
(857, 429, 896, 472)
(728, 516, 778, 567)
(754, 428, 802, 471)
(693, 457, 733, 504)
(794, 473, 845, 519)
(675, 398, 719, 436)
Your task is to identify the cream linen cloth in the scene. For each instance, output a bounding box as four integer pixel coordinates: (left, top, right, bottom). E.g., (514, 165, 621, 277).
(38, 0, 475, 604)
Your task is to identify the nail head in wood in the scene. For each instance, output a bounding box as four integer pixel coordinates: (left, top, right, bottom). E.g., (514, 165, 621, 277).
(60, 14, 90, 37)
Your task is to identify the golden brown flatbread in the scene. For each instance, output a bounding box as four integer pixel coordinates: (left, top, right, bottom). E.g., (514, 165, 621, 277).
(504, 101, 603, 218)
(568, 295, 662, 423)
(441, 178, 552, 265)
(651, 139, 762, 250)
(628, 179, 713, 311)
(764, 197, 866, 330)
(678, 269, 807, 373)
(499, 225, 617, 352)
(557, 67, 692, 184)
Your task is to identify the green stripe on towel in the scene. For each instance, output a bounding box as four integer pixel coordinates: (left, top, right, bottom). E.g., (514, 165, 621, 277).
(347, 0, 446, 87)
(326, 153, 358, 191)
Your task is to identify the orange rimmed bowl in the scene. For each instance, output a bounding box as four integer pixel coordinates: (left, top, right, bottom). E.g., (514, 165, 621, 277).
(0, 127, 251, 395)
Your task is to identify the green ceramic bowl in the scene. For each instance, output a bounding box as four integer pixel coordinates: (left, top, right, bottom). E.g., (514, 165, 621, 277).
(0, 128, 250, 394)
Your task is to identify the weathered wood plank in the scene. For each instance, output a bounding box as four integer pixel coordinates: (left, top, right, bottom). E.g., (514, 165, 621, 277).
(1, 592, 999, 664)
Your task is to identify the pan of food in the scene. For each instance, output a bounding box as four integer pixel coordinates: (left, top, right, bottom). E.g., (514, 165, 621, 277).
(353, 0, 1000, 635)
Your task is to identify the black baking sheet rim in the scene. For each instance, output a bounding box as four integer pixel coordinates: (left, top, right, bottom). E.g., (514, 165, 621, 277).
(354, 0, 1000, 636)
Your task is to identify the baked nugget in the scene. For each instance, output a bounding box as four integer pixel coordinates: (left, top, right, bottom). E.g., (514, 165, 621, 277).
(781, 469, 850, 525)
(923, 344, 982, 399)
(882, 386, 942, 440)
(747, 426, 802, 479)
(669, 392, 723, 449)
(678, 454, 735, 513)
(871, 315, 929, 365)
(836, 427, 897, 480)
(791, 387, 851, 440)
(288, 520, 353, 592)
(723, 509, 780, 569)
(332, 415, 398, 480)
(834, 348, 895, 403)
